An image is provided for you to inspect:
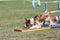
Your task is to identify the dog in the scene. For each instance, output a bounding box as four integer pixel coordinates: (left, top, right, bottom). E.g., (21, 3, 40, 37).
(24, 18, 34, 29)
(24, 15, 45, 29)
(24, 12, 58, 29)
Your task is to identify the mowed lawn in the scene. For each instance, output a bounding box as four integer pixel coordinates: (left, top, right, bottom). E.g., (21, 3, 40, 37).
(0, 0, 60, 40)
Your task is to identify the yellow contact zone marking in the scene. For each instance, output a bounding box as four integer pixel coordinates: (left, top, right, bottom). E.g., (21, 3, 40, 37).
(16, 27, 50, 32)
(21, 27, 50, 32)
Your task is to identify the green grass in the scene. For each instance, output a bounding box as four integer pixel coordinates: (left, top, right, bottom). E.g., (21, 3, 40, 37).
(0, 0, 60, 40)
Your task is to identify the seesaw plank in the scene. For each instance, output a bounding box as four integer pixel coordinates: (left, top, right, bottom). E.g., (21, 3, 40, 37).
(14, 27, 50, 32)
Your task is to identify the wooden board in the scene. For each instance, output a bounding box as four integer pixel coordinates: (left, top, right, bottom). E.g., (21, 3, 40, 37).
(14, 27, 50, 32)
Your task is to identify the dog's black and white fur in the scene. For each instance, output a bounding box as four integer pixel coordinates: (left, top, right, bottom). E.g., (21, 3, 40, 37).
(24, 13, 58, 29)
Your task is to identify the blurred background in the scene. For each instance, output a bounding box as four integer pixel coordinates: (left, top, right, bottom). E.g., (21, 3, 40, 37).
(0, 0, 60, 40)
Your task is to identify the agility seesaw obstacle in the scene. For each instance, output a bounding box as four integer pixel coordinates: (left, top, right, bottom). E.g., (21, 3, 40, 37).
(14, 1, 60, 32)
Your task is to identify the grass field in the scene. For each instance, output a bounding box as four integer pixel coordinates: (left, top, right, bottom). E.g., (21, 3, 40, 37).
(0, 0, 60, 40)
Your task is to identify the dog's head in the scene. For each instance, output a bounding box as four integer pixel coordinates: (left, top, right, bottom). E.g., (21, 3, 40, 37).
(25, 18, 34, 27)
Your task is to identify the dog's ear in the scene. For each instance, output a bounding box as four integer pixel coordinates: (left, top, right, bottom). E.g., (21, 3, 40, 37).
(25, 18, 28, 21)
(25, 18, 29, 21)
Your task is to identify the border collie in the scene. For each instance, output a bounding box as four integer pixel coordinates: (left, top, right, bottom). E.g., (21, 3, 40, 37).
(24, 15, 45, 29)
